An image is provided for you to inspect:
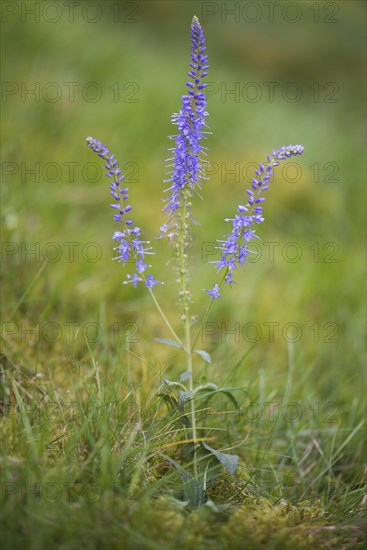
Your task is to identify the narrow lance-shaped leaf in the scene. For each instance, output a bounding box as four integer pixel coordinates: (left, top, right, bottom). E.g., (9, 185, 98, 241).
(193, 349, 212, 364)
(178, 391, 192, 412)
(161, 454, 205, 507)
(178, 371, 192, 382)
(202, 442, 239, 475)
(155, 338, 183, 349)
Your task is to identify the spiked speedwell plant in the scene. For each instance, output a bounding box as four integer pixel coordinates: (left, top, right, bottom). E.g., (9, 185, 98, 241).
(86, 16, 304, 507)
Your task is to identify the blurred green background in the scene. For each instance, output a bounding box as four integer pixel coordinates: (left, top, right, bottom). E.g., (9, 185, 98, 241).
(1, 0, 365, 402)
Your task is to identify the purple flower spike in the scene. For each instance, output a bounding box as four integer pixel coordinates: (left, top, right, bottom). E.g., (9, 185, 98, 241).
(215, 144, 304, 289)
(161, 16, 209, 232)
(86, 137, 162, 287)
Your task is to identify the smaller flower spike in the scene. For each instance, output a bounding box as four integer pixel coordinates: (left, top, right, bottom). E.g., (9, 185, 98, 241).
(86, 137, 161, 287)
(214, 145, 304, 288)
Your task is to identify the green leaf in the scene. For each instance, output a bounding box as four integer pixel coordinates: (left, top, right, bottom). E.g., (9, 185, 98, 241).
(193, 383, 218, 395)
(214, 389, 240, 411)
(194, 385, 240, 411)
(156, 378, 188, 396)
(161, 454, 205, 507)
(202, 442, 239, 475)
(155, 338, 182, 349)
(178, 391, 192, 412)
(178, 371, 192, 382)
(193, 349, 212, 364)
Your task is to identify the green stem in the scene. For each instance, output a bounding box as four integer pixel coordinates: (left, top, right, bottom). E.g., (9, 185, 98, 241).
(184, 310, 197, 478)
(177, 187, 198, 477)
(168, 52, 208, 480)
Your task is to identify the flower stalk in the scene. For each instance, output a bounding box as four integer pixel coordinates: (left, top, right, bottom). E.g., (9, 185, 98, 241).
(85, 15, 305, 504)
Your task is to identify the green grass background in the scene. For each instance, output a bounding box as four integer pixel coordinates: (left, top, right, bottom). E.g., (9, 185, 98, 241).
(1, 1, 366, 548)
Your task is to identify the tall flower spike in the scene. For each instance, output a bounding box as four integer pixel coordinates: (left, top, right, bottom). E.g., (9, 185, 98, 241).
(160, 16, 209, 318)
(86, 137, 161, 288)
(206, 144, 304, 295)
(161, 15, 209, 228)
